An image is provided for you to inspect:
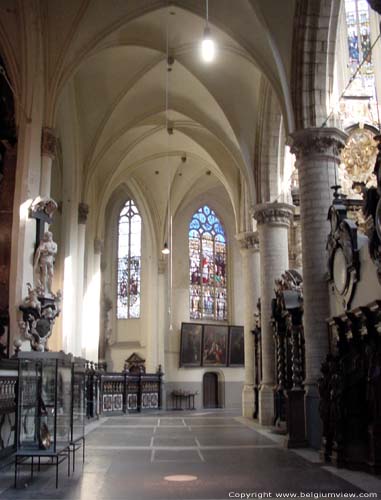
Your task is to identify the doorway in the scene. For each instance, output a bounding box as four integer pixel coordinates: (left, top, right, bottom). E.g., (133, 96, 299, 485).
(203, 372, 218, 408)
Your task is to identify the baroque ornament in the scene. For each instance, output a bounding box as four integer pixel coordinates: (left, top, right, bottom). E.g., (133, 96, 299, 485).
(364, 136, 381, 282)
(19, 283, 62, 351)
(326, 201, 360, 309)
(339, 127, 377, 195)
(30, 196, 58, 219)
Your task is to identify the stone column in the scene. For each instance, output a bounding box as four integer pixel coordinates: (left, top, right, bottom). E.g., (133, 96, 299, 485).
(76, 203, 89, 357)
(290, 127, 347, 447)
(254, 203, 294, 425)
(238, 232, 260, 418)
(40, 127, 57, 197)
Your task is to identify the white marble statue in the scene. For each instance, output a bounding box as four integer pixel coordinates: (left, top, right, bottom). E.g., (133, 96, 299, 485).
(33, 231, 57, 296)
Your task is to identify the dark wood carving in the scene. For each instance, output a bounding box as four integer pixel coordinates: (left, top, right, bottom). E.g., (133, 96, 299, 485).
(271, 270, 307, 447)
(124, 352, 146, 374)
(363, 136, 381, 283)
(321, 301, 381, 473)
(252, 298, 262, 420)
(327, 197, 360, 310)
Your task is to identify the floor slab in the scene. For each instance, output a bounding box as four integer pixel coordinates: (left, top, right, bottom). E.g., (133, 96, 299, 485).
(1, 410, 380, 500)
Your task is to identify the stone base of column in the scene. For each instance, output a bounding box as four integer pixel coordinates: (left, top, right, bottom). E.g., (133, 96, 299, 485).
(305, 383, 322, 449)
(259, 384, 274, 426)
(242, 384, 255, 418)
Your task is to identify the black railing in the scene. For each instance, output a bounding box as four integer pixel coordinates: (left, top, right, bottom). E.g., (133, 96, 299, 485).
(0, 359, 18, 458)
(85, 362, 163, 417)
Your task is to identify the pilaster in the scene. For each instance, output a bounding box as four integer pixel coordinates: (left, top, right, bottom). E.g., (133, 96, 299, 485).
(237, 231, 260, 418)
(40, 127, 57, 197)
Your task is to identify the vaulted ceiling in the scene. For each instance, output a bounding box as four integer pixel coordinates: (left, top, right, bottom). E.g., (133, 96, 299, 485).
(0, 0, 297, 236)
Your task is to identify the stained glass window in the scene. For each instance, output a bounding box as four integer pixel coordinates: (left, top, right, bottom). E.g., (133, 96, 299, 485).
(117, 200, 141, 319)
(340, 0, 378, 127)
(189, 205, 227, 321)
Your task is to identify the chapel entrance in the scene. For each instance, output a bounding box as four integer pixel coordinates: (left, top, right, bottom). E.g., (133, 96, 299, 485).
(203, 372, 219, 408)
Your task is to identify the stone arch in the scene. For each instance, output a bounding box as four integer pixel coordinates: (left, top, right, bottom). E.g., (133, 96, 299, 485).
(99, 181, 159, 371)
(291, 0, 341, 129)
(255, 77, 286, 204)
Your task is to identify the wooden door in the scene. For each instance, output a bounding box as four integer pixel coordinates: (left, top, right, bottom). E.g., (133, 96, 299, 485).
(203, 372, 218, 408)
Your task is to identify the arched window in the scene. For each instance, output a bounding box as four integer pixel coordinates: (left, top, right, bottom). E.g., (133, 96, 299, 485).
(338, 0, 378, 128)
(189, 205, 227, 321)
(117, 200, 141, 319)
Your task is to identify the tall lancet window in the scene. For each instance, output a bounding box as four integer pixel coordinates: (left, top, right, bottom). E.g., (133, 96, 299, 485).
(340, 0, 377, 127)
(189, 205, 227, 321)
(117, 200, 141, 319)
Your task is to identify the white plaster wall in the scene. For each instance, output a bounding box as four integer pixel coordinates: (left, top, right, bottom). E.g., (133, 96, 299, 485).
(102, 186, 159, 373)
(166, 184, 244, 387)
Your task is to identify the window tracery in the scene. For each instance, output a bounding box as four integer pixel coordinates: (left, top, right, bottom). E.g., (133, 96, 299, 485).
(339, 0, 378, 128)
(117, 200, 141, 319)
(189, 205, 227, 321)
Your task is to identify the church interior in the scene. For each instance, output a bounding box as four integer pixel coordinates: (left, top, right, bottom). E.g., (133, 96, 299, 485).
(2, 0, 381, 498)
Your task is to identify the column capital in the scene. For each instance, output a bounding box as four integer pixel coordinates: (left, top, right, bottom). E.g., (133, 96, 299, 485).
(41, 127, 58, 159)
(78, 202, 89, 224)
(236, 231, 259, 252)
(94, 238, 103, 255)
(254, 203, 294, 228)
(289, 127, 347, 161)
(158, 258, 167, 274)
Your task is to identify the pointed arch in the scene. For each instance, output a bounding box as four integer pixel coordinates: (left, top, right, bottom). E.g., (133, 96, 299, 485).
(189, 205, 227, 321)
(117, 199, 142, 319)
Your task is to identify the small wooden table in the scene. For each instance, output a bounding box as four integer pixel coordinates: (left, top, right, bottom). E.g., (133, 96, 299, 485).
(171, 391, 196, 410)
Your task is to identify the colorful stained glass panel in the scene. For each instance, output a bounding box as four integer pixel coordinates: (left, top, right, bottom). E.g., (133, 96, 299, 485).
(117, 200, 141, 319)
(188, 206, 227, 321)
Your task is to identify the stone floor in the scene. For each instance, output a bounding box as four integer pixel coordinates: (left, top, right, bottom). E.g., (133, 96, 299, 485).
(1, 409, 381, 499)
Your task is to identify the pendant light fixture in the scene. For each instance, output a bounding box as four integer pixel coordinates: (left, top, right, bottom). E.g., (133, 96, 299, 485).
(162, 8, 172, 257)
(201, 0, 216, 63)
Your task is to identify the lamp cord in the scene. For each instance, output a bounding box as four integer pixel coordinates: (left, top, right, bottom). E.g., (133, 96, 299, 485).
(321, 33, 380, 128)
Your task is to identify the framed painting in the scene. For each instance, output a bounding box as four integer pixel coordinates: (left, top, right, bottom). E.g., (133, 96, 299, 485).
(180, 323, 203, 367)
(202, 324, 228, 366)
(228, 325, 244, 366)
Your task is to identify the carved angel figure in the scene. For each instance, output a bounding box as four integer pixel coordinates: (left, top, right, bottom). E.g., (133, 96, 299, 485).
(33, 231, 57, 296)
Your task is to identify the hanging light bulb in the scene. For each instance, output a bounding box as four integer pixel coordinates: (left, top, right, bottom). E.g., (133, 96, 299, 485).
(201, 0, 215, 63)
(162, 242, 170, 255)
(201, 26, 215, 62)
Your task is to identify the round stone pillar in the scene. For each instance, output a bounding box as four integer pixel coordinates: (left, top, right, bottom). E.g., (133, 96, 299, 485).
(40, 127, 57, 197)
(238, 232, 260, 418)
(77, 203, 89, 357)
(254, 203, 294, 426)
(290, 127, 347, 447)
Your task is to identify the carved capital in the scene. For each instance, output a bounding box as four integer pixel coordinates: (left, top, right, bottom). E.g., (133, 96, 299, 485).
(41, 127, 57, 159)
(289, 127, 347, 161)
(78, 202, 89, 224)
(254, 203, 294, 227)
(236, 231, 259, 252)
(158, 258, 167, 274)
(94, 238, 103, 255)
